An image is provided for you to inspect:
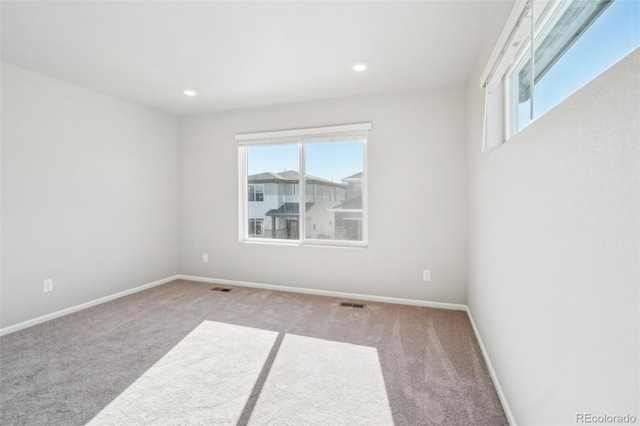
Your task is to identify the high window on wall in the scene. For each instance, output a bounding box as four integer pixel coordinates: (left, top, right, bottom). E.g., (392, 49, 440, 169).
(237, 123, 370, 247)
(480, 0, 639, 152)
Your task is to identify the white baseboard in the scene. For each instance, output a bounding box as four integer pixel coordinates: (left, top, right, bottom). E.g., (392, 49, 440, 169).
(466, 307, 517, 426)
(177, 274, 468, 311)
(0, 275, 180, 337)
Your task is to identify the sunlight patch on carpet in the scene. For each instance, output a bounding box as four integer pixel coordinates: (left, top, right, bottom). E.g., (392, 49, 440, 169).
(87, 321, 393, 425)
(249, 333, 394, 426)
(88, 321, 277, 425)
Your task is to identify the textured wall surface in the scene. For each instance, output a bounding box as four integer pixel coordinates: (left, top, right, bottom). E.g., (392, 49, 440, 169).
(1, 63, 179, 327)
(179, 89, 469, 304)
(467, 49, 640, 424)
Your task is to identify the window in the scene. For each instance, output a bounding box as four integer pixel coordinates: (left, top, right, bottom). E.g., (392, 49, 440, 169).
(480, 0, 639, 150)
(248, 184, 264, 202)
(248, 218, 264, 236)
(237, 123, 370, 247)
(508, 0, 639, 134)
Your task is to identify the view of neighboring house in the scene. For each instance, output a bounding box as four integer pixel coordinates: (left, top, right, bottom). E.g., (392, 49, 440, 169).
(330, 172, 364, 241)
(248, 170, 363, 240)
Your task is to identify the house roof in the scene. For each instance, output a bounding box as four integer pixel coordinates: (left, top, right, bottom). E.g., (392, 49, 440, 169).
(249, 170, 345, 189)
(342, 172, 363, 182)
(265, 202, 315, 217)
(331, 195, 363, 210)
(277, 170, 303, 181)
(248, 172, 286, 182)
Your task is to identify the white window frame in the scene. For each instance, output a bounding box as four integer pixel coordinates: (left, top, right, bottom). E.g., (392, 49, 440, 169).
(504, 0, 561, 137)
(480, 0, 625, 150)
(503, 0, 615, 137)
(237, 123, 370, 248)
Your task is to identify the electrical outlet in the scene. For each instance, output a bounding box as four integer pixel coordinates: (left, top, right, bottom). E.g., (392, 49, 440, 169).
(203, 253, 209, 263)
(423, 270, 431, 282)
(43, 279, 53, 292)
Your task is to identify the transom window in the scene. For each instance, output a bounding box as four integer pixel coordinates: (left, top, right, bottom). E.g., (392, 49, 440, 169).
(237, 123, 370, 247)
(508, 0, 639, 135)
(480, 0, 639, 151)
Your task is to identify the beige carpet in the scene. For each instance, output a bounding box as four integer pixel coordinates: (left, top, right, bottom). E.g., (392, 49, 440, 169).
(248, 332, 393, 425)
(0, 279, 508, 425)
(88, 321, 393, 425)
(88, 321, 276, 425)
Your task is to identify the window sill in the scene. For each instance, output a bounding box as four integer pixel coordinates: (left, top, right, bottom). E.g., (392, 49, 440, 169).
(240, 238, 368, 249)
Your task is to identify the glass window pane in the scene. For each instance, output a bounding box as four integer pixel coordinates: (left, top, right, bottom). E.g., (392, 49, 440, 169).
(304, 140, 364, 241)
(247, 144, 299, 240)
(511, 0, 639, 133)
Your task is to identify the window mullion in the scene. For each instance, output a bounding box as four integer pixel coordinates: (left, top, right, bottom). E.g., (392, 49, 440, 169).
(299, 139, 306, 242)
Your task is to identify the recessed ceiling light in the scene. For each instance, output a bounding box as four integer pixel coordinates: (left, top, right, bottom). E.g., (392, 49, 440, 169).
(183, 89, 199, 97)
(352, 63, 368, 72)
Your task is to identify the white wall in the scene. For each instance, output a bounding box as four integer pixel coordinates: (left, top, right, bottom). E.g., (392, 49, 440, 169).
(467, 48, 640, 425)
(179, 89, 468, 303)
(1, 63, 179, 328)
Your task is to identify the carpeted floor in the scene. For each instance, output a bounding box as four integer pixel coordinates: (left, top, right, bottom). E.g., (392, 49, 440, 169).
(0, 279, 508, 425)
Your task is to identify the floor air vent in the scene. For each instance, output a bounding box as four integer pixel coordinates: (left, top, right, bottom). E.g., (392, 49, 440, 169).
(339, 302, 366, 309)
(211, 287, 232, 292)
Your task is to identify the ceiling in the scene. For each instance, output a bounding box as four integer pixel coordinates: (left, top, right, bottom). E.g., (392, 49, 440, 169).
(1, 1, 513, 116)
